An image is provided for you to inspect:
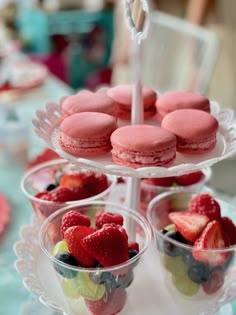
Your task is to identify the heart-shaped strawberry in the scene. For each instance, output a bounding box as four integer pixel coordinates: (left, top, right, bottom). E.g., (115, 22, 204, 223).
(64, 225, 96, 267)
(81, 224, 129, 267)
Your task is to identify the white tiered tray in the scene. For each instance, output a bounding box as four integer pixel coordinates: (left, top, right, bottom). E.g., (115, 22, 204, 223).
(32, 101, 236, 178)
(14, 213, 235, 315)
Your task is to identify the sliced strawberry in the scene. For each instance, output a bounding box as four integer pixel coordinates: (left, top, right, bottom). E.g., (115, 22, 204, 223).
(95, 209, 124, 228)
(85, 173, 109, 195)
(142, 177, 175, 187)
(41, 186, 78, 203)
(168, 211, 209, 243)
(64, 225, 96, 267)
(61, 210, 91, 237)
(221, 216, 236, 245)
(85, 288, 127, 315)
(59, 170, 95, 189)
(188, 193, 221, 221)
(193, 220, 227, 265)
(175, 171, 204, 186)
(81, 224, 129, 267)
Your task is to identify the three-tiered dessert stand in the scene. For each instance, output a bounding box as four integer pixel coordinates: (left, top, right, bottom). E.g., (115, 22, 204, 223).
(16, 1, 236, 314)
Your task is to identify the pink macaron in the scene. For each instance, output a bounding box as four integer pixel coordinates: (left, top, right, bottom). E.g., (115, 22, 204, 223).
(59, 112, 118, 156)
(107, 84, 157, 120)
(62, 90, 117, 117)
(161, 109, 218, 154)
(110, 125, 176, 168)
(156, 91, 210, 121)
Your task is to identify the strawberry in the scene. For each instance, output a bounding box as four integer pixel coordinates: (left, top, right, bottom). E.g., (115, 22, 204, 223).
(35, 191, 50, 199)
(175, 171, 204, 186)
(95, 209, 123, 228)
(142, 177, 175, 187)
(59, 170, 95, 189)
(85, 173, 109, 195)
(85, 288, 127, 315)
(188, 193, 221, 221)
(193, 220, 227, 265)
(168, 211, 209, 242)
(41, 186, 78, 203)
(81, 224, 129, 267)
(61, 210, 91, 237)
(64, 225, 96, 267)
(202, 267, 224, 294)
(221, 216, 236, 245)
(70, 186, 91, 200)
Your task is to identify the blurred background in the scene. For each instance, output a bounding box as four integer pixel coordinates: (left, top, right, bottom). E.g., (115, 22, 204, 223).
(0, 0, 234, 103)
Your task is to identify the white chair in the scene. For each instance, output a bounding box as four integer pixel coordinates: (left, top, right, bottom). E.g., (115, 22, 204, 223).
(141, 11, 219, 94)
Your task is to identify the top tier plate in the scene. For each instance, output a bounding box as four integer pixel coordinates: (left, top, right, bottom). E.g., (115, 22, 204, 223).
(32, 100, 236, 178)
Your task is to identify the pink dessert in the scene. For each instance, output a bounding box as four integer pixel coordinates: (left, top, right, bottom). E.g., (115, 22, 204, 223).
(156, 91, 210, 121)
(110, 125, 176, 168)
(62, 90, 117, 118)
(59, 112, 117, 156)
(107, 84, 157, 120)
(161, 109, 218, 154)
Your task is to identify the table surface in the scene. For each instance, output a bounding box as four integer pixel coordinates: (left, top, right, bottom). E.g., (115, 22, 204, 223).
(0, 75, 235, 315)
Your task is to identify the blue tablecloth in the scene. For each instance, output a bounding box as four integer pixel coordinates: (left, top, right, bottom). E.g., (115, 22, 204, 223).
(0, 76, 235, 315)
(0, 75, 73, 315)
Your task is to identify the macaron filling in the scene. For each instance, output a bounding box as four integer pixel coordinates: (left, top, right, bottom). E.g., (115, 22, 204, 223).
(177, 135, 216, 152)
(60, 133, 111, 149)
(112, 147, 176, 166)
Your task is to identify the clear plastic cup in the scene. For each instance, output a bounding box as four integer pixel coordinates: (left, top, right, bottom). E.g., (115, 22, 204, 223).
(39, 201, 152, 315)
(21, 159, 117, 219)
(147, 191, 236, 315)
(140, 168, 212, 216)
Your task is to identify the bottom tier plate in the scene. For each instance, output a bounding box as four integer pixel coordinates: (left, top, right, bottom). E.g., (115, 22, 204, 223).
(14, 217, 234, 315)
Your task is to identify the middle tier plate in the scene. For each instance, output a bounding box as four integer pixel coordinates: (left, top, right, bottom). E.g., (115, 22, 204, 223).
(32, 100, 236, 177)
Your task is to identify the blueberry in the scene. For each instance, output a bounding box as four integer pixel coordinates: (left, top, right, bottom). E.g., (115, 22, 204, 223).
(116, 270, 134, 289)
(187, 262, 211, 283)
(162, 231, 188, 257)
(161, 229, 168, 234)
(129, 248, 139, 259)
(45, 183, 57, 191)
(221, 253, 234, 271)
(54, 252, 79, 278)
(91, 271, 116, 289)
(181, 250, 195, 266)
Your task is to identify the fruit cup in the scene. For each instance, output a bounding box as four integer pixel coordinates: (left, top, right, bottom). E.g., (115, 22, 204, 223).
(39, 201, 152, 315)
(21, 159, 117, 219)
(147, 191, 236, 315)
(140, 168, 211, 216)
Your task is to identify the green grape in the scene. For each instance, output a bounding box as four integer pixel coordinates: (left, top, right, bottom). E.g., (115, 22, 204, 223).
(61, 278, 82, 299)
(52, 240, 69, 256)
(172, 273, 200, 296)
(164, 223, 176, 231)
(161, 255, 188, 276)
(72, 272, 106, 300)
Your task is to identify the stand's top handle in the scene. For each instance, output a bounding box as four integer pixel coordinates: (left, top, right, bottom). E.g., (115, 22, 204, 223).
(123, 0, 150, 44)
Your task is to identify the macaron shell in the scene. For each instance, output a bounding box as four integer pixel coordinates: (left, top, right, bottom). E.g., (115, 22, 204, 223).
(156, 91, 210, 119)
(62, 90, 117, 117)
(161, 109, 218, 140)
(161, 109, 218, 154)
(111, 125, 176, 152)
(107, 84, 157, 108)
(60, 112, 117, 139)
